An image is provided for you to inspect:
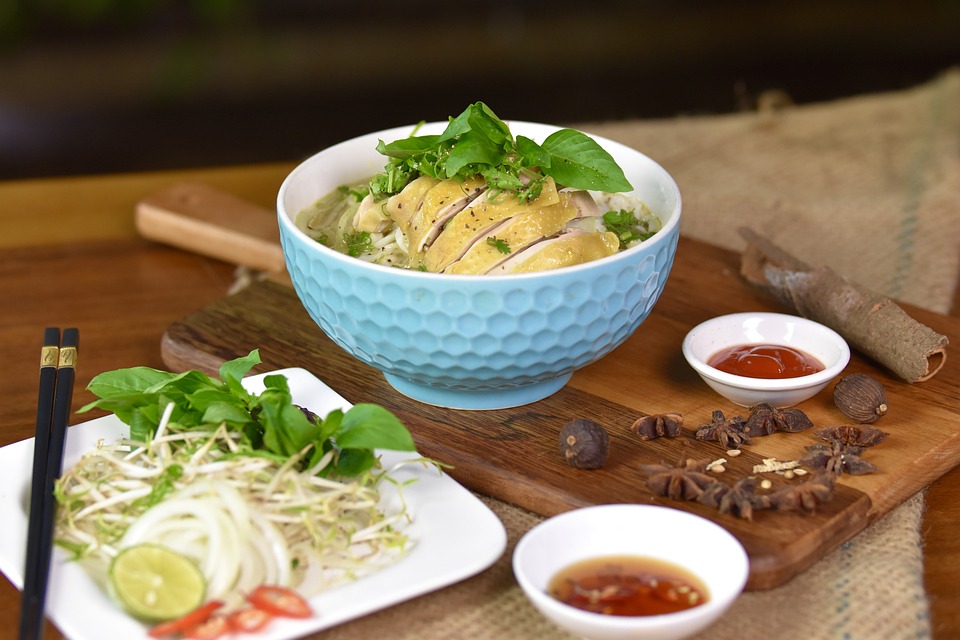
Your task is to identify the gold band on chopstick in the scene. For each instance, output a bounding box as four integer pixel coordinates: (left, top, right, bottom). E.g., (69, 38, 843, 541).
(40, 346, 59, 368)
(58, 346, 77, 369)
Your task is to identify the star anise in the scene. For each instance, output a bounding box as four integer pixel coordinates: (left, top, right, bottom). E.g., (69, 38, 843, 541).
(698, 477, 771, 521)
(800, 441, 877, 476)
(744, 402, 814, 435)
(770, 473, 836, 512)
(630, 413, 683, 440)
(695, 410, 751, 449)
(638, 457, 716, 501)
(813, 425, 888, 448)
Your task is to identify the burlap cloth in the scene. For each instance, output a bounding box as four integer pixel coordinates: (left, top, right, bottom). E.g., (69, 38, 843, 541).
(310, 69, 960, 639)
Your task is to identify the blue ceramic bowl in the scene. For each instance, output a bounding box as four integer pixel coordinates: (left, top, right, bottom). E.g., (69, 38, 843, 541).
(277, 121, 681, 410)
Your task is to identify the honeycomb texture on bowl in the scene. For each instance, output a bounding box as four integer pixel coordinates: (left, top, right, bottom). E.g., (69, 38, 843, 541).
(281, 227, 680, 393)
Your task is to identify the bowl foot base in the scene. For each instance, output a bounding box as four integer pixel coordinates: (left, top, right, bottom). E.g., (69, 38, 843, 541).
(383, 373, 573, 410)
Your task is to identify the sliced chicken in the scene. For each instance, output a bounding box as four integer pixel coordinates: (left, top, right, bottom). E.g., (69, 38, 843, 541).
(443, 189, 588, 275)
(423, 177, 561, 273)
(352, 193, 389, 233)
(383, 175, 439, 231)
(488, 228, 620, 274)
(407, 176, 487, 255)
(560, 188, 601, 218)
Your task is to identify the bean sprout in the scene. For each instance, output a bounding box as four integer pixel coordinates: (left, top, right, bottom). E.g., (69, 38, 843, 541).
(55, 411, 411, 607)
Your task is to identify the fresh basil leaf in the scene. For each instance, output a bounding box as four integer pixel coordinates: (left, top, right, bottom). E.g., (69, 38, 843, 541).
(317, 408, 343, 443)
(202, 400, 255, 426)
(541, 129, 633, 192)
(377, 135, 442, 159)
(335, 448, 377, 476)
(262, 373, 291, 392)
(466, 102, 511, 146)
(81, 350, 416, 479)
(185, 387, 239, 411)
(142, 370, 221, 397)
(444, 131, 505, 178)
(439, 104, 476, 142)
(370, 104, 632, 202)
(219, 349, 260, 395)
(78, 391, 152, 417)
(82, 367, 176, 401)
(130, 408, 159, 442)
(336, 403, 415, 451)
(257, 387, 317, 456)
(516, 135, 551, 169)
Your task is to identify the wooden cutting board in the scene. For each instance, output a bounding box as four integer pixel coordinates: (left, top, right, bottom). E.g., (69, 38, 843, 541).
(160, 236, 960, 591)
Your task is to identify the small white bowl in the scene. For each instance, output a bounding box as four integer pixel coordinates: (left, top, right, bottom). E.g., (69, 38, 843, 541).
(681, 312, 850, 407)
(512, 504, 748, 640)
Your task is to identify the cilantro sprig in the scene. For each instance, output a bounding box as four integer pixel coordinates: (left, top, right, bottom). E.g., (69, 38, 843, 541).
(486, 236, 512, 254)
(369, 102, 632, 202)
(602, 209, 657, 249)
(78, 350, 415, 477)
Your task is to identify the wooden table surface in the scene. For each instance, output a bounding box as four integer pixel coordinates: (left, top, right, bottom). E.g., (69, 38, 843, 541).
(1, 164, 957, 639)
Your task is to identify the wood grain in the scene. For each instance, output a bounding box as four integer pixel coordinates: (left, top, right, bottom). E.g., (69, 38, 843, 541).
(161, 236, 960, 591)
(135, 182, 286, 273)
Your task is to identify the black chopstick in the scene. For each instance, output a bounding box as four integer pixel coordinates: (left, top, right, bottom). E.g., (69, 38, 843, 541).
(19, 328, 79, 640)
(18, 328, 59, 640)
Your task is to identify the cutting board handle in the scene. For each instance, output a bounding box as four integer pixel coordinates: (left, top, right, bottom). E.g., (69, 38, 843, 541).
(135, 182, 285, 273)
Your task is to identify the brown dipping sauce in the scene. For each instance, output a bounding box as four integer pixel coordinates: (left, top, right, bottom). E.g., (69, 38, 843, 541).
(708, 343, 824, 379)
(548, 555, 708, 617)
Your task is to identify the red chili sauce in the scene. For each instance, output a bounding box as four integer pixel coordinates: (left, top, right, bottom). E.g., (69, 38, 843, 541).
(707, 343, 824, 379)
(548, 555, 708, 617)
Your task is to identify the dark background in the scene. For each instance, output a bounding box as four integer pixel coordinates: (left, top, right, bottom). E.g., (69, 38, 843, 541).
(1, 0, 958, 180)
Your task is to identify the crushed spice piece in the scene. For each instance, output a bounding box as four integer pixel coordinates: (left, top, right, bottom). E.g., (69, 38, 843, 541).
(753, 458, 800, 474)
(706, 458, 727, 472)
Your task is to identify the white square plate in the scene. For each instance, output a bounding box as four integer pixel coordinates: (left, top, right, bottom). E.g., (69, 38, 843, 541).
(0, 368, 507, 639)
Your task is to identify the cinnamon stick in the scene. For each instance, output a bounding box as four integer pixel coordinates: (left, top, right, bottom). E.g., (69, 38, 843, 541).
(738, 227, 948, 382)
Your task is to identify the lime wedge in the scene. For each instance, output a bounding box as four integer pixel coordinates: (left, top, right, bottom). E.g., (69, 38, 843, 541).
(108, 544, 206, 621)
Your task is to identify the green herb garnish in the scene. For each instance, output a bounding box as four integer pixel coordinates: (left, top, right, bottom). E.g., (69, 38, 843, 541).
(370, 102, 632, 201)
(602, 209, 655, 249)
(486, 236, 512, 254)
(338, 184, 370, 202)
(78, 350, 415, 476)
(344, 231, 373, 257)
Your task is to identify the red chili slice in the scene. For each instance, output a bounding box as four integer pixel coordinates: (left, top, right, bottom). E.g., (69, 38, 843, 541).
(227, 606, 274, 632)
(186, 614, 229, 639)
(148, 601, 224, 638)
(246, 585, 313, 619)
